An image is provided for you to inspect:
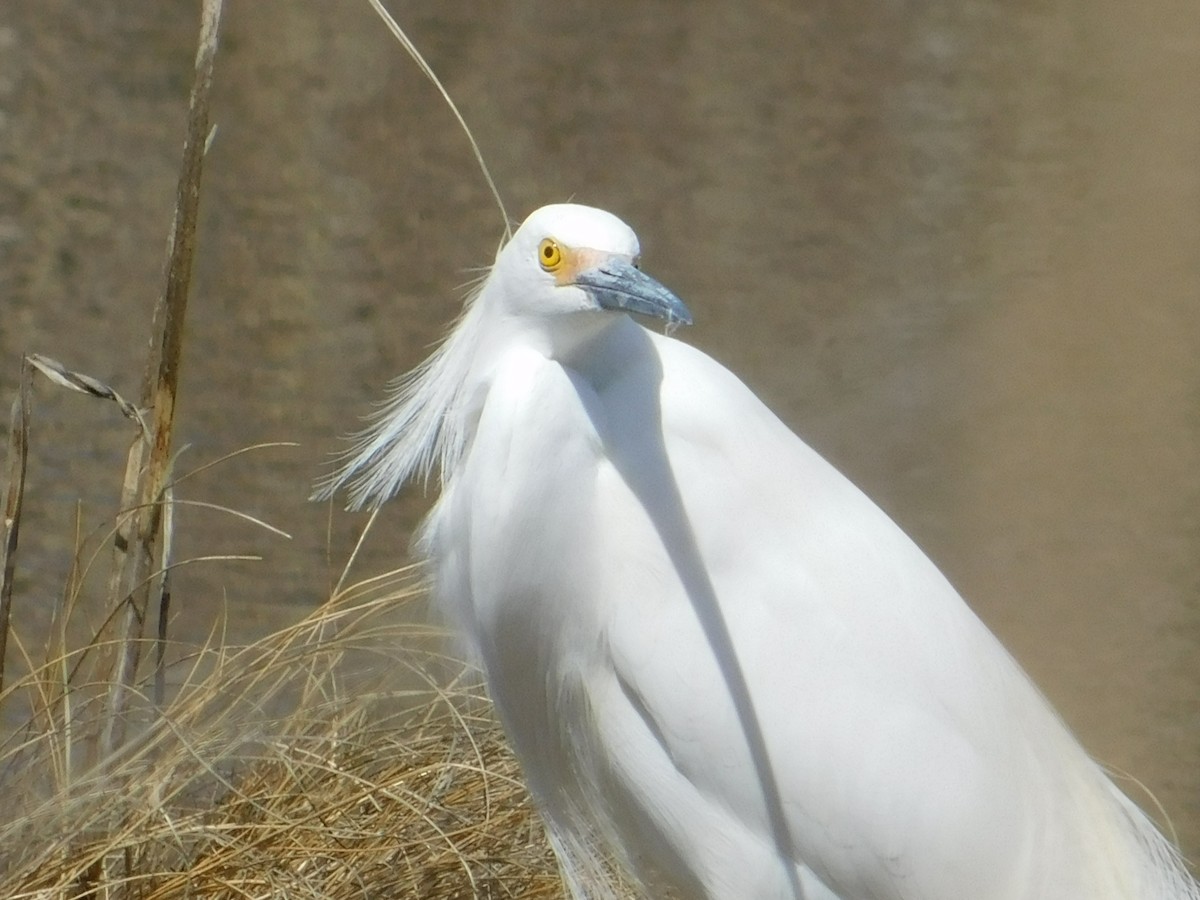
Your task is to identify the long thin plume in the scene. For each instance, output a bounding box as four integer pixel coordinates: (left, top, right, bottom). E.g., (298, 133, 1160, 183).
(312, 279, 491, 510)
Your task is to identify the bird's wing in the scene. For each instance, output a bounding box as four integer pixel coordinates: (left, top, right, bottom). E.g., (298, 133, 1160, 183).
(584, 332, 1102, 899)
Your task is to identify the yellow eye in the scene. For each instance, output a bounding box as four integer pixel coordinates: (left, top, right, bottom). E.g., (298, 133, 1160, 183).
(538, 238, 564, 271)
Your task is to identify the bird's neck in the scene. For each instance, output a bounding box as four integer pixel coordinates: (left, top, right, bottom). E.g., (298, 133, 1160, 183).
(468, 309, 634, 386)
(514, 309, 624, 360)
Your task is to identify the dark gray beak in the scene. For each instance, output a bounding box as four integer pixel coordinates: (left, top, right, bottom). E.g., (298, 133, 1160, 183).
(574, 260, 693, 328)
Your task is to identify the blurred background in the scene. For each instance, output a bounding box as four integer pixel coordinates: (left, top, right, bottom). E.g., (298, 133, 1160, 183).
(1, 0, 1197, 857)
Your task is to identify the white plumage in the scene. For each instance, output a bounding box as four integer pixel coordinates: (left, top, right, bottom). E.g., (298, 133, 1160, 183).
(318, 203, 1198, 899)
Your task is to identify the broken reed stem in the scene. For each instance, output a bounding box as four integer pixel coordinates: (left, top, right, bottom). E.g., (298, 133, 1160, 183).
(154, 482, 175, 709)
(0, 357, 32, 695)
(102, 0, 224, 761)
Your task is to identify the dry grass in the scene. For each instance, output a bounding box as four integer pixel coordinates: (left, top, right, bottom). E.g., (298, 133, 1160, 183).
(0, 571, 572, 899)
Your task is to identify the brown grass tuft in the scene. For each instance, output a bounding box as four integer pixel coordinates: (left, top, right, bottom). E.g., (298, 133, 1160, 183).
(0, 574, 575, 899)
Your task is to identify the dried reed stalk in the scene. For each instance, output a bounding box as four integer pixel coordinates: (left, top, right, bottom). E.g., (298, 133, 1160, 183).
(102, 0, 224, 759)
(0, 358, 32, 695)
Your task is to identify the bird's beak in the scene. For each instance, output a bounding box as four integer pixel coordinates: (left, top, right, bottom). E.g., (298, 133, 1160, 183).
(573, 259, 693, 328)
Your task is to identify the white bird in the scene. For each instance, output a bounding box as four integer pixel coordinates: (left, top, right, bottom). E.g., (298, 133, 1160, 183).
(318, 203, 1199, 900)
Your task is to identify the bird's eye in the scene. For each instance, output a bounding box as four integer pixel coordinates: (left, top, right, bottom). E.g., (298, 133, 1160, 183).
(538, 238, 564, 271)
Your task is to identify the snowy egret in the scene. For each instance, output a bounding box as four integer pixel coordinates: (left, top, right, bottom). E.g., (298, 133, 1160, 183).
(318, 203, 1198, 899)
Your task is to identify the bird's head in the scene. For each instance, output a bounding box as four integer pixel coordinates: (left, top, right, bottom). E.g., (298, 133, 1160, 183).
(490, 204, 692, 330)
